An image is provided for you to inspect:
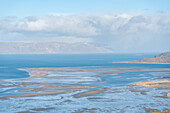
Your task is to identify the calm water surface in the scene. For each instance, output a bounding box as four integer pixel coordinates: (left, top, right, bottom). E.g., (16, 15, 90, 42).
(0, 53, 169, 79)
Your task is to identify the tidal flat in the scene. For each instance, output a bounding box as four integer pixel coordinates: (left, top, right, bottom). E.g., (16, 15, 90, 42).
(0, 67, 170, 113)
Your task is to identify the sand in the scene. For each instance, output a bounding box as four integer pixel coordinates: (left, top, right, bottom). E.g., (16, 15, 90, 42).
(130, 80, 170, 98)
(130, 80, 170, 89)
(0, 67, 169, 99)
(73, 87, 109, 98)
(116, 61, 170, 64)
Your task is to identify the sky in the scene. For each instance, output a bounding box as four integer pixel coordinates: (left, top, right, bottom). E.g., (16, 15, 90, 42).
(0, 0, 170, 53)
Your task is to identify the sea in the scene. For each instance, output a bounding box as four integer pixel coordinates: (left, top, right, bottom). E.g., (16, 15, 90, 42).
(0, 53, 170, 113)
(0, 53, 169, 79)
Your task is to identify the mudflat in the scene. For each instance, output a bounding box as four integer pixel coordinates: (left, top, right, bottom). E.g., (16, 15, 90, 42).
(0, 67, 170, 112)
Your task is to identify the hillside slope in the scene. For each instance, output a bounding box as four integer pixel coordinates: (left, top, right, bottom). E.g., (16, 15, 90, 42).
(128, 52, 170, 64)
(0, 41, 113, 54)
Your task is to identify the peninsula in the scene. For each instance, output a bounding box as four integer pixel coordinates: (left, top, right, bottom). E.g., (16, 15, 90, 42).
(124, 52, 170, 64)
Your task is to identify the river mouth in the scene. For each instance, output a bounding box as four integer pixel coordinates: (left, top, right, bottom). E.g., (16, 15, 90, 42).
(0, 67, 169, 113)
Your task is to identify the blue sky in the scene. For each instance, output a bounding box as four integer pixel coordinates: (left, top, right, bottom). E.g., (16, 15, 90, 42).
(0, 0, 170, 53)
(0, 0, 170, 17)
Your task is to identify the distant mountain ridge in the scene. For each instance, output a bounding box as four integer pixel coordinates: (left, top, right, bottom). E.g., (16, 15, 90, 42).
(0, 41, 113, 54)
(127, 52, 170, 64)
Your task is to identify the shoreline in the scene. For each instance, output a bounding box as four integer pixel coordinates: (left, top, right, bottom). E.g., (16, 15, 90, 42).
(129, 80, 170, 98)
(112, 61, 170, 64)
(0, 67, 169, 100)
(19, 67, 170, 78)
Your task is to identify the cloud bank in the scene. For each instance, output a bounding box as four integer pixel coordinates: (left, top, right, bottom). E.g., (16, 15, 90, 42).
(0, 13, 170, 53)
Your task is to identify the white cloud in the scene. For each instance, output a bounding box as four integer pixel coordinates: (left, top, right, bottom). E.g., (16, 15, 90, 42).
(0, 13, 169, 53)
(14, 14, 99, 37)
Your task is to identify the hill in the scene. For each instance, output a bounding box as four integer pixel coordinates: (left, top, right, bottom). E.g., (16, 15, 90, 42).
(128, 52, 170, 64)
(0, 41, 113, 54)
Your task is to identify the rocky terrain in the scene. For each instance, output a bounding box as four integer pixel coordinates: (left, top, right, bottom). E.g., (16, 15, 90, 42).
(128, 52, 170, 64)
(0, 41, 113, 54)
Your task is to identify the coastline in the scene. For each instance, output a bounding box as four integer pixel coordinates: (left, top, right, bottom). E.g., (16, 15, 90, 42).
(129, 80, 170, 98)
(5, 67, 167, 100)
(19, 67, 170, 78)
(112, 61, 170, 64)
